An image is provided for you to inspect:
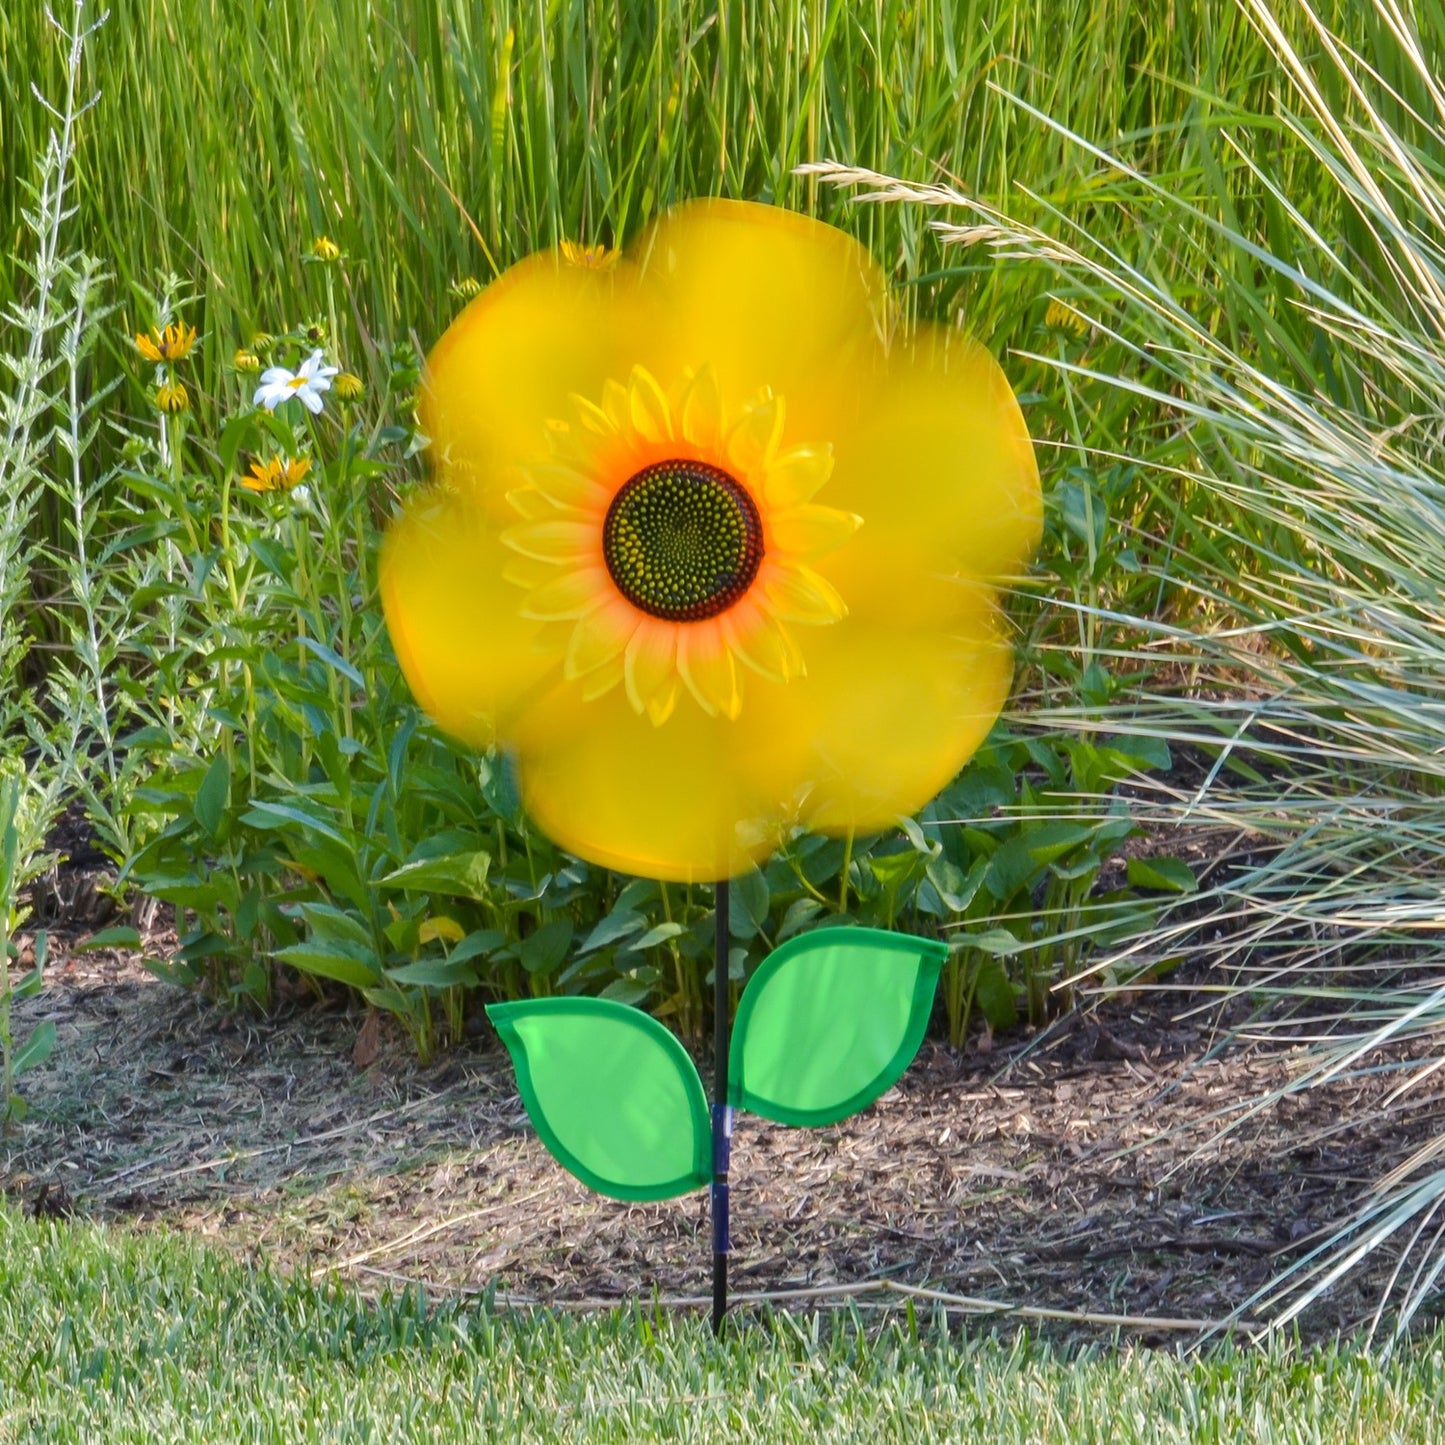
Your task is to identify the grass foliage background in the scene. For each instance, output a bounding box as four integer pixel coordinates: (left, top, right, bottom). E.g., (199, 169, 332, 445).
(0, 0, 1381, 409)
(5, 0, 1445, 1346)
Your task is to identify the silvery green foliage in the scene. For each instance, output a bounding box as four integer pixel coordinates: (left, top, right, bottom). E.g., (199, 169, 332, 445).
(0, 2, 106, 719)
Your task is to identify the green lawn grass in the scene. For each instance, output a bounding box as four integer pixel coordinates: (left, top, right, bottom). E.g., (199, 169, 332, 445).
(2, 1205, 1443, 1443)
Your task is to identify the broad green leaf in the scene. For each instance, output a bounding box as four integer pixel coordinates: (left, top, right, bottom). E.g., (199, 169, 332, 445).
(274, 941, 381, 989)
(297, 635, 365, 689)
(193, 754, 230, 838)
(293, 902, 374, 951)
(972, 955, 1019, 1030)
(385, 957, 480, 989)
(1126, 856, 1199, 894)
(599, 974, 654, 1006)
(625, 921, 685, 952)
(517, 919, 573, 976)
(727, 869, 770, 939)
(487, 998, 709, 1201)
(241, 800, 350, 848)
(75, 926, 142, 953)
(381, 850, 491, 898)
(10, 1022, 56, 1077)
(728, 927, 945, 1128)
(13, 963, 45, 1000)
(968, 927, 1023, 957)
(579, 909, 646, 954)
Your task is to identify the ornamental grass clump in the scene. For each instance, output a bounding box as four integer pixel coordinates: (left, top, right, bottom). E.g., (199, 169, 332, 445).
(807, 0, 1445, 1340)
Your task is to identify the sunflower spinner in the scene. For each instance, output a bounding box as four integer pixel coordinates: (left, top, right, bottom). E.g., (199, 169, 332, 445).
(380, 199, 1041, 1331)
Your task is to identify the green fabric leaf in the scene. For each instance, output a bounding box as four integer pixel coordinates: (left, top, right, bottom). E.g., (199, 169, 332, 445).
(728, 927, 945, 1128)
(487, 998, 710, 1201)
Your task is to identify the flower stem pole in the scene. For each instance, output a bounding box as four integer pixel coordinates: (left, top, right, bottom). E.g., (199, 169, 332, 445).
(711, 877, 732, 1336)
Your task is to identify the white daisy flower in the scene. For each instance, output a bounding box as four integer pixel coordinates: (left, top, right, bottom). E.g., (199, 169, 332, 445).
(253, 349, 340, 414)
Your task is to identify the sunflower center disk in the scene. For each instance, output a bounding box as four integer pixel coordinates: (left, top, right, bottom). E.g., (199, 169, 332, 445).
(602, 460, 764, 622)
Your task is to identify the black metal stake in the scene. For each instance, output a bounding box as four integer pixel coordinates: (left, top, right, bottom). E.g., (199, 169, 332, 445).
(711, 877, 732, 1336)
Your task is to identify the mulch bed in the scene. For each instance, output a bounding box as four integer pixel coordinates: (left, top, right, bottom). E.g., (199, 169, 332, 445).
(5, 913, 1442, 1343)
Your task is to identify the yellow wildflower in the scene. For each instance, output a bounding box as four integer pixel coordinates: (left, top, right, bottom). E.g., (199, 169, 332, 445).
(559, 239, 619, 270)
(312, 236, 341, 262)
(241, 454, 313, 493)
(134, 322, 197, 363)
(334, 372, 364, 402)
(1044, 298, 1088, 338)
(233, 349, 262, 373)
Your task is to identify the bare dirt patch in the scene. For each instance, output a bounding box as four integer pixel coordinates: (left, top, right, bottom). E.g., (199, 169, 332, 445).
(5, 915, 1442, 1342)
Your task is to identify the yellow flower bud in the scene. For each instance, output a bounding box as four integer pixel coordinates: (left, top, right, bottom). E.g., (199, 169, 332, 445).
(233, 349, 262, 373)
(155, 381, 190, 414)
(312, 235, 341, 262)
(334, 372, 364, 402)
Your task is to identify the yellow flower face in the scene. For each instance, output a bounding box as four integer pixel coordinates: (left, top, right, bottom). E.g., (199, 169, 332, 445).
(241, 454, 312, 493)
(381, 200, 1042, 882)
(135, 323, 197, 363)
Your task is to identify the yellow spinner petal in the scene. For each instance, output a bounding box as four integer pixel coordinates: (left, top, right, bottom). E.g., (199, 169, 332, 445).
(519, 565, 612, 620)
(760, 560, 848, 624)
(420, 249, 659, 519)
(677, 621, 743, 720)
(623, 618, 676, 719)
(500, 520, 598, 563)
(380, 487, 553, 746)
(761, 444, 834, 508)
(722, 605, 804, 683)
(738, 582, 1014, 836)
(563, 596, 638, 681)
(510, 681, 784, 882)
(679, 365, 723, 451)
(629, 200, 889, 441)
(822, 324, 1042, 613)
(766, 504, 861, 558)
(725, 392, 784, 478)
(520, 461, 611, 514)
(627, 365, 674, 444)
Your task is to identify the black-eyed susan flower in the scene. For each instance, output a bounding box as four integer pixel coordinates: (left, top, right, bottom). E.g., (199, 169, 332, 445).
(135, 322, 197, 363)
(1044, 298, 1088, 338)
(154, 380, 190, 413)
(240, 454, 312, 493)
(333, 371, 364, 402)
(233, 348, 262, 373)
(253, 349, 339, 414)
(311, 235, 341, 262)
(381, 200, 1041, 882)
(559, 239, 618, 270)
